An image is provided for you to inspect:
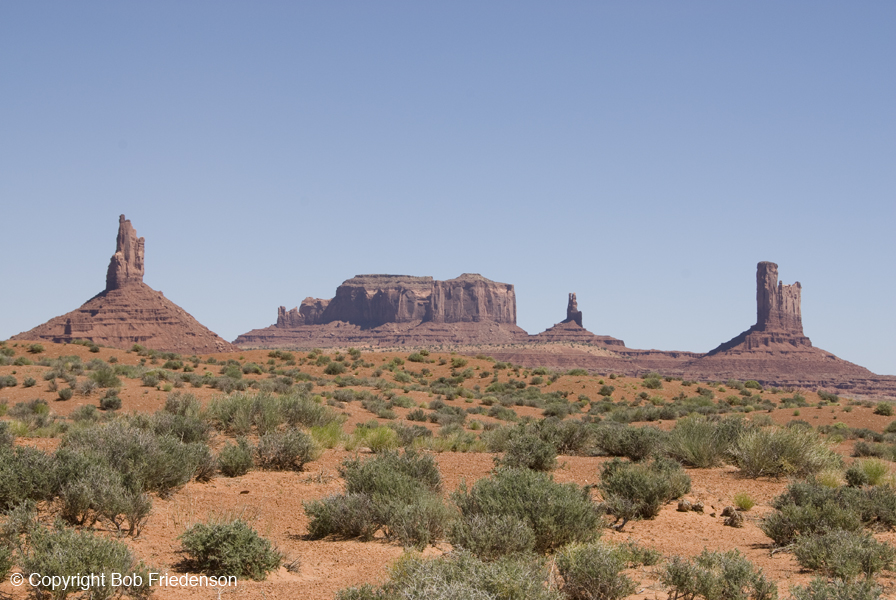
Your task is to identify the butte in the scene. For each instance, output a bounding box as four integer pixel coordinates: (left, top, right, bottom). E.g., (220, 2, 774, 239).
(12, 215, 233, 354)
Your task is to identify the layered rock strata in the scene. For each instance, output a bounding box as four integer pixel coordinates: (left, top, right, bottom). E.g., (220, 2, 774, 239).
(234, 273, 526, 347)
(13, 215, 233, 354)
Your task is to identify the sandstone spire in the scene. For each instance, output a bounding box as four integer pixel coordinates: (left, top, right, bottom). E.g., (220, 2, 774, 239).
(755, 261, 803, 334)
(105, 214, 145, 291)
(564, 293, 583, 327)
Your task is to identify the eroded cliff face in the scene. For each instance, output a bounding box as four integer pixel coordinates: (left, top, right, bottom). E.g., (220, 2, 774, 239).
(105, 214, 145, 291)
(756, 261, 803, 334)
(273, 273, 516, 329)
(708, 261, 811, 355)
(564, 293, 583, 327)
(429, 274, 516, 324)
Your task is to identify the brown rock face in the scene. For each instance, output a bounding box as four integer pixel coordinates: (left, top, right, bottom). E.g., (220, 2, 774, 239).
(105, 214, 145, 291)
(756, 261, 803, 334)
(235, 273, 523, 347)
(564, 293, 583, 327)
(13, 215, 233, 354)
(709, 261, 811, 354)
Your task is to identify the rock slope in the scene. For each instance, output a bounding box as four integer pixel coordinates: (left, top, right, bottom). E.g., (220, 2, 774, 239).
(12, 215, 233, 354)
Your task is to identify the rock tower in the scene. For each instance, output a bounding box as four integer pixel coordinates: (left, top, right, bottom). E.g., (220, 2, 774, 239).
(13, 215, 233, 354)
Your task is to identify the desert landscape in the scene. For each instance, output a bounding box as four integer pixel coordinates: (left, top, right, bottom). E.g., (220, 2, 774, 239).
(3, 5, 893, 600)
(2, 217, 896, 599)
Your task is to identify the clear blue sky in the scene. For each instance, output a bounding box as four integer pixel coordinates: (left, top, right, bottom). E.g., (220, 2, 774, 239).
(1, 2, 893, 375)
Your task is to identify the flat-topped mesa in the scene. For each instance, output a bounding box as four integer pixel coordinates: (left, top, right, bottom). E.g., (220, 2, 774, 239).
(563, 293, 583, 327)
(105, 215, 145, 291)
(756, 261, 803, 334)
(272, 273, 516, 330)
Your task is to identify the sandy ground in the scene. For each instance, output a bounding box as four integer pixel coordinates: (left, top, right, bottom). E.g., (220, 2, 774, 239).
(1, 341, 895, 599)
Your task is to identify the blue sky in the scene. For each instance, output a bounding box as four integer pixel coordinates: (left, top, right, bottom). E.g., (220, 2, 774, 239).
(1, 2, 893, 375)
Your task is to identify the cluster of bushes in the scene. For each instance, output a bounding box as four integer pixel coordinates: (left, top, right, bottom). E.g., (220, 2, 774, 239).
(305, 450, 450, 549)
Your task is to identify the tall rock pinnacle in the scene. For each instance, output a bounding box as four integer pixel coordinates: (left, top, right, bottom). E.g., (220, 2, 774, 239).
(105, 214, 145, 291)
(564, 293, 583, 327)
(755, 261, 803, 334)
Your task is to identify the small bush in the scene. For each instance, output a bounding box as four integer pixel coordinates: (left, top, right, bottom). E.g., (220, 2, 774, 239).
(219, 438, 254, 477)
(730, 426, 841, 478)
(557, 542, 636, 600)
(99, 395, 122, 411)
(661, 549, 777, 600)
(90, 367, 121, 388)
(179, 518, 282, 580)
(20, 524, 150, 599)
(495, 431, 557, 471)
(599, 458, 691, 527)
(873, 402, 893, 416)
(337, 550, 560, 600)
(22, 376, 36, 388)
(256, 428, 316, 471)
(27, 343, 44, 354)
(733, 492, 756, 511)
(666, 415, 747, 468)
(452, 468, 599, 553)
(593, 423, 668, 461)
(449, 513, 536, 561)
(793, 529, 895, 580)
(324, 361, 346, 375)
(790, 578, 883, 600)
(57, 387, 74, 401)
(846, 458, 890, 487)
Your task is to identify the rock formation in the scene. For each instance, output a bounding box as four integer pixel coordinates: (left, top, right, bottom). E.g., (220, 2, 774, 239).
(564, 293, 583, 327)
(483, 263, 889, 395)
(12, 215, 233, 354)
(234, 273, 526, 347)
(105, 214, 145, 291)
(708, 261, 811, 354)
(531, 293, 625, 347)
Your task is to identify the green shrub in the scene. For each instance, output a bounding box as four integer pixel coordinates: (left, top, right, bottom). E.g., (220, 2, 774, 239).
(452, 468, 599, 553)
(20, 524, 150, 600)
(793, 529, 895, 580)
(733, 492, 756, 511)
(0, 446, 58, 509)
(448, 513, 535, 561)
(761, 482, 865, 546)
(89, 367, 121, 388)
(789, 578, 882, 600)
(599, 458, 691, 527)
(305, 450, 447, 547)
(324, 361, 346, 375)
(0, 422, 15, 448)
(219, 438, 254, 477)
(58, 461, 152, 536)
(255, 428, 316, 471)
(57, 387, 74, 401)
(666, 415, 747, 468)
(99, 395, 122, 411)
(730, 426, 841, 478)
(0, 541, 11, 584)
(593, 423, 668, 461)
(643, 377, 662, 390)
(495, 431, 557, 471)
(179, 518, 282, 580)
(62, 421, 212, 496)
(305, 493, 380, 540)
(873, 402, 893, 416)
(557, 542, 636, 600)
(337, 550, 561, 600)
(22, 376, 36, 388)
(661, 549, 777, 600)
(27, 343, 44, 354)
(846, 458, 890, 487)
